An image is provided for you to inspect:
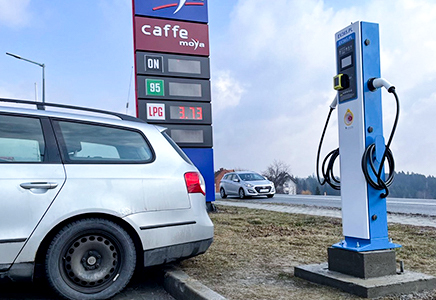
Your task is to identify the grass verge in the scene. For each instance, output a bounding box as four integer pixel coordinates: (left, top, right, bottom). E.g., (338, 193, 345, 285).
(179, 205, 436, 300)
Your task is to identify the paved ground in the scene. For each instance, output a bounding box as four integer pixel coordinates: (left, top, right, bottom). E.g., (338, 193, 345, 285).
(215, 200, 436, 228)
(0, 268, 175, 300)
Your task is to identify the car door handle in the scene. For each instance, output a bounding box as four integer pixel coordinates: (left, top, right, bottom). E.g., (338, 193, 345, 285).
(20, 182, 58, 190)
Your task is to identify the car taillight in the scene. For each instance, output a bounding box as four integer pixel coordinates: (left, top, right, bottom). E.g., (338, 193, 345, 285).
(184, 172, 206, 195)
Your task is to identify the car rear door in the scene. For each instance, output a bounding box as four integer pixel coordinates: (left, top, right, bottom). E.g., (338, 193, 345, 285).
(51, 119, 191, 213)
(221, 174, 230, 193)
(227, 174, 239, 195)
(0, 114, 65, 270)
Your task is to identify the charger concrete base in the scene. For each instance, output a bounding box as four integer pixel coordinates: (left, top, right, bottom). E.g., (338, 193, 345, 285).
(328, 248, 397, 278)
(295, 257, 436, 298)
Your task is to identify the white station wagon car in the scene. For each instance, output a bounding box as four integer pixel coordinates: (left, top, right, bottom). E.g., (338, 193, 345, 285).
(0, 99, 213, 300)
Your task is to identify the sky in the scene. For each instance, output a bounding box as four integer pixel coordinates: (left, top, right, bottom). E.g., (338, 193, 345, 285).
(1, 0, 436, 178)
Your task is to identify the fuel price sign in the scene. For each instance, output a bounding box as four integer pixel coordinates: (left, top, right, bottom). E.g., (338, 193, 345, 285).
(132, 0, 215, 204)
(138, 76, 211, 102)
(136, 51, 210, 79)
(138, 100, 211, 125)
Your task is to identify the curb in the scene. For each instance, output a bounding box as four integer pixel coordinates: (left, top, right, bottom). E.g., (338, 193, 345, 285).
(163, 265, 227, 300)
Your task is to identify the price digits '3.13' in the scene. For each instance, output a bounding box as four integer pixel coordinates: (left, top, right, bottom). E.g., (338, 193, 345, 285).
(170, 105, 203, 120)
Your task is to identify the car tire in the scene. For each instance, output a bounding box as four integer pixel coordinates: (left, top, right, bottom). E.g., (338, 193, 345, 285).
(238, 188, 245, 199)
(45, 218, 136, 300)
(267, 194, 274, 198)
(220, 187, 227, 199)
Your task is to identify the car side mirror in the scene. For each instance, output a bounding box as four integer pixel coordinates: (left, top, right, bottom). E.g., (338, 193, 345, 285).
(233, 178, 239, 182)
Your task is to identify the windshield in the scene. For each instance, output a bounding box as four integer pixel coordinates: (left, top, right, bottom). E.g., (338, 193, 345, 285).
(239, 173, 265, 181)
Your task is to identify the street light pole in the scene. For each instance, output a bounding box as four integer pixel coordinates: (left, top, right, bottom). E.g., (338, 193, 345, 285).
(6, 52, 46, 103)
(42, 62, 45, 103)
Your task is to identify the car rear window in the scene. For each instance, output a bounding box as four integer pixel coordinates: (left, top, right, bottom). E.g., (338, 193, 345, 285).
(0, 114, 45, 163)
(53, 120, 154, 164)
(161, 131, 192, 165)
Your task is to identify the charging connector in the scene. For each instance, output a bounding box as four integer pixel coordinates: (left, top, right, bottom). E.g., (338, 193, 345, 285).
(368, 77, 395, 93)
(329, 95, 338, 109)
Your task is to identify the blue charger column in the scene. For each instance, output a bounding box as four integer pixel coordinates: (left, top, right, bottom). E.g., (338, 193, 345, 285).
(361, 22, 400, 250)
(183, 148, 215, 203)
(333, 22, 400, 251)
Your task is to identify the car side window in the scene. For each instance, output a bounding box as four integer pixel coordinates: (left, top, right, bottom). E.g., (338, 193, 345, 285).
(53, 120, 154, 163)
(0, 114, 45, 163)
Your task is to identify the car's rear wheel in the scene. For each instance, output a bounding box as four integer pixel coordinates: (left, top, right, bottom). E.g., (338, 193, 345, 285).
(45, 218, 136, 300)
(220, 187, 227, 199)
(238, 188, 246, 199)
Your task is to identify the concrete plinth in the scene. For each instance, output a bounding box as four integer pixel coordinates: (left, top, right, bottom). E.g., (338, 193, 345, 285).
(294, 263, 436, 298)
(328, 247, 396, 278)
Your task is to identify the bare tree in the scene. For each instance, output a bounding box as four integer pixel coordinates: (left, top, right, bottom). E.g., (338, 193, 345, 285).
(262, 160, 293, 194)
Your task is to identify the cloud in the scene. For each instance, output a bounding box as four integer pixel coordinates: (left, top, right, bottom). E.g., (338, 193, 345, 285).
(0, 0, 31, 27)
(212, 0, 345, 174)
(212, 70, 246, 114)
(392, 91, 436, 176)
(212, 0, 436, 176)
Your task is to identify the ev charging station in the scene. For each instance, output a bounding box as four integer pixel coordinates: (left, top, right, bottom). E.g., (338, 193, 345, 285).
(333, 21, 399, 252)
(295, 21, 436, 298)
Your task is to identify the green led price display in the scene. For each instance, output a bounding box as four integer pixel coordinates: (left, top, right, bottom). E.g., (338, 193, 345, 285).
(146, 79, 164, 96)
(170, 105, 203, 120)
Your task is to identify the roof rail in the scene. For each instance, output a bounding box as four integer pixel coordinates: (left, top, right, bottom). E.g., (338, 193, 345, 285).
(0, 98, 144, 123)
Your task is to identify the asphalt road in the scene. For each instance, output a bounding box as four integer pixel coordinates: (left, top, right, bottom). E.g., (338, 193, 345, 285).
(0, 267, 174, 300)
(217, 194, 436, 216)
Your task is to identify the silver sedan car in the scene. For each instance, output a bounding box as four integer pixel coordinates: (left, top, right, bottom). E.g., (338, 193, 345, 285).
(219, 171, 275, 199)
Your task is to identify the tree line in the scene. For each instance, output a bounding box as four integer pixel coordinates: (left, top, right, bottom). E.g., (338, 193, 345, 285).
(295, 171, 436, 199)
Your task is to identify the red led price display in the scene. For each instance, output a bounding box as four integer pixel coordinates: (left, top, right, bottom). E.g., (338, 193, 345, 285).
(170, 105, 203, 120)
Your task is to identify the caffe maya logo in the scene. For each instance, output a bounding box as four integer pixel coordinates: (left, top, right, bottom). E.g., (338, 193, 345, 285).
(141, 23, 206, 50)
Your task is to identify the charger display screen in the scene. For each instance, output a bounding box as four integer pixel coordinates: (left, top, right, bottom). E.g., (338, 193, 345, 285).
(341, 55, 352, 69)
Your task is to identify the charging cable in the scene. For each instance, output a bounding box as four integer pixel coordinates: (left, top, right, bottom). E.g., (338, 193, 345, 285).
(316, 96, 341, 190)
(362, 78, 400, 198)
(316, 78, 400, 197)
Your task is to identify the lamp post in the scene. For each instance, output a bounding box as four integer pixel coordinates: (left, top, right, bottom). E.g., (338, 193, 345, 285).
(6, 52, 45, 103)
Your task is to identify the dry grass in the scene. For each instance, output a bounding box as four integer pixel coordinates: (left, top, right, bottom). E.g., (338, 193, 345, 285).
(179, 205, 436, 300)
